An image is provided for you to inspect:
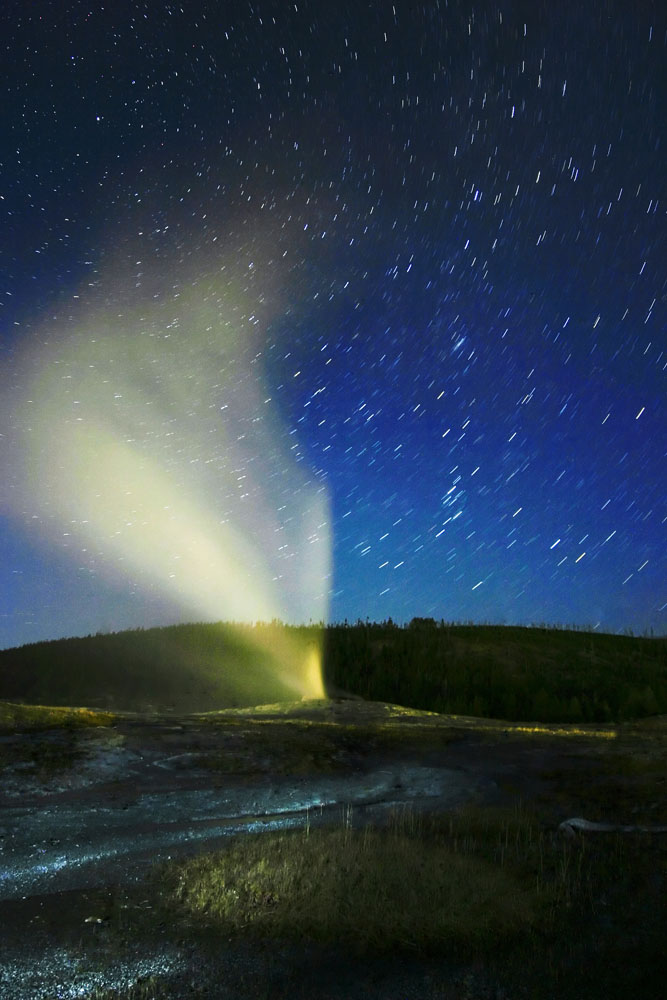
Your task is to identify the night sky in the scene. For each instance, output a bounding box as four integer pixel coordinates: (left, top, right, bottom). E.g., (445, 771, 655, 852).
(1, 0, 665, 650)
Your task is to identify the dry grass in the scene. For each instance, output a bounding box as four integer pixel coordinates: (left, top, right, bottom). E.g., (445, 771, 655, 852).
(51, 810, 667, 999)
(156, 803, 554, 957)
(0, 700, 115, 730)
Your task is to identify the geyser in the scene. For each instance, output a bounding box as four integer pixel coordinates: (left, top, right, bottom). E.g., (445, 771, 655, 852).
(4, 246, 330, 701)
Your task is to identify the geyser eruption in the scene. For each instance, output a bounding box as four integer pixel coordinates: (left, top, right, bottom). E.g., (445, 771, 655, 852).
(4, 244, 331, 702)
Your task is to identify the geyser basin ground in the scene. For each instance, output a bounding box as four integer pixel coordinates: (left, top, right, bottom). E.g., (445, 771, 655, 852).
(0, 700, 665, 999)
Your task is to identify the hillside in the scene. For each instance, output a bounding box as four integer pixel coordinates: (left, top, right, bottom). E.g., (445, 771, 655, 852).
(325, 621, 667, 723)
(0, 622, 314, 713)
(1, 620, 665, 721)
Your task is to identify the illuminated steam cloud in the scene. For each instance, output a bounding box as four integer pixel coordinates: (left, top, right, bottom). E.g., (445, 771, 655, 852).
(6, 246, 330, 700)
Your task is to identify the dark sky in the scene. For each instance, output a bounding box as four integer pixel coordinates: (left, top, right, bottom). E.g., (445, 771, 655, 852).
(1, 0, 665, 649)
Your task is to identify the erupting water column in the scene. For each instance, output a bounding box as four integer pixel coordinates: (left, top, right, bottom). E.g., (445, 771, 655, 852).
(6, 244, 331, 701)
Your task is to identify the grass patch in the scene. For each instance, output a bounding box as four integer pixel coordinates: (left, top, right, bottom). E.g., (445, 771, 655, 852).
(0, 700, 116, 731)
(156, 804, 551, 958)
(152, 803, 665, 998)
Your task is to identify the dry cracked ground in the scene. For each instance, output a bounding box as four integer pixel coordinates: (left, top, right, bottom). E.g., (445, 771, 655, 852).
(1, 699, 665, 999)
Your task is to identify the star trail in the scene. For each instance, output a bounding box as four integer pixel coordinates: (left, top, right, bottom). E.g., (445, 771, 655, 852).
(0, 0, 664, 649)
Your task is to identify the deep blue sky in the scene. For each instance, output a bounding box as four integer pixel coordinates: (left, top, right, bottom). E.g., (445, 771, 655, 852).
(1, 0, 665, 649)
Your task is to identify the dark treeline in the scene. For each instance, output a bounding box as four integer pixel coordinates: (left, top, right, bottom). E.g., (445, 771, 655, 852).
(323, 619, 667, 723)
(1, 619, 666, 722)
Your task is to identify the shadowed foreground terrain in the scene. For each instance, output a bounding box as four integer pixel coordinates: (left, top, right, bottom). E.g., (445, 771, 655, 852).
(0, 697, 665, 998)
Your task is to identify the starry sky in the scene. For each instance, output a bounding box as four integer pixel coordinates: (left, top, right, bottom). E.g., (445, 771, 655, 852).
(0, 0, 665, 650)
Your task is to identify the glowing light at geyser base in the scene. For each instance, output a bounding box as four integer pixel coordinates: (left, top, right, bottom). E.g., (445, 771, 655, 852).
(9, 270, 330, 700)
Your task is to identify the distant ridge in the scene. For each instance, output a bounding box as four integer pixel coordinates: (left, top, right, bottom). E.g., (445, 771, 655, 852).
(0, 621, 665, 722)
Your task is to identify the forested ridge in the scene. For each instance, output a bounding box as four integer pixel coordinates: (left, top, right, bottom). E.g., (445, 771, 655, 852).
(1, 619, 665, 722)
(324, 619, 666, 723)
